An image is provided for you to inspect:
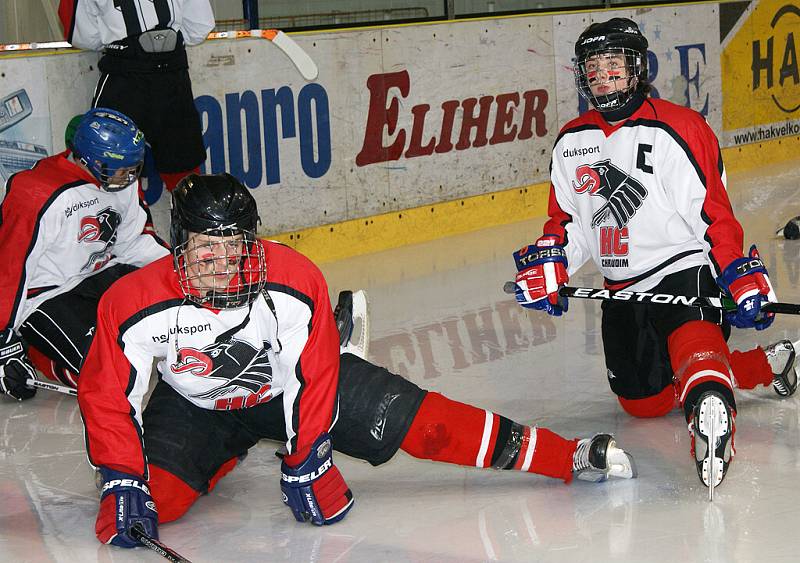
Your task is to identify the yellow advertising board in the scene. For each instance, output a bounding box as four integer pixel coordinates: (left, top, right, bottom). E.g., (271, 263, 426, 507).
(722, 0, 800, 145)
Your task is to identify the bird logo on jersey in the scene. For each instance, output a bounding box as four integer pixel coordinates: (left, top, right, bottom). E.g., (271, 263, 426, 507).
(78, 206, 122, 271)
(572, 159, 648, 228)
(171, 338, 273, 403)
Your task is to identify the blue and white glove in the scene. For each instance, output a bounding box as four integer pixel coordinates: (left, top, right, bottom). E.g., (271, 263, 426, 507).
(513, 237, 569, 316)
(280, 432, 354, 525)
(717, 244, 776, 330)
(95, 467, 159, 548)
(0, 328, 36, 401)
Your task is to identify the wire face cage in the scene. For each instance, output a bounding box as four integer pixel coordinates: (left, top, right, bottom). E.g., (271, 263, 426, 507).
(174, 228, 266, 309)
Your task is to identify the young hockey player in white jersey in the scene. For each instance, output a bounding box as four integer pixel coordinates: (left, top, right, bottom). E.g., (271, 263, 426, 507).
(512, 18, 798, 495)
(0, 108, 169, 400)
(78, 173, 636, 549)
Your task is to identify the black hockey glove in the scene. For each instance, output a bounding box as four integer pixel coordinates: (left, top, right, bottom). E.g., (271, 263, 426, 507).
(0, 329, 36, 401)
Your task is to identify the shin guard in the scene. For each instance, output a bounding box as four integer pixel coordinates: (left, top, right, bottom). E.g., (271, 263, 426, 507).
(668, 321, 736, 419)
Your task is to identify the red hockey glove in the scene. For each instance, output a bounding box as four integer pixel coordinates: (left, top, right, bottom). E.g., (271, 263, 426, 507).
(513, 237, 569, 316)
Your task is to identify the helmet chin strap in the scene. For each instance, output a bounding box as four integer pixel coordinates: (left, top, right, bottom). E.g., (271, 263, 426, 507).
(597, 88, 646, 123)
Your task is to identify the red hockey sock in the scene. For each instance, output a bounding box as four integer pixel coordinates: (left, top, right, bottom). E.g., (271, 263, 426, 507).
(730, 347, 773, 390)
(618, 385, 676, 418)
(149, 457, 238, 523)
(668, 321, 734, 408)
(27, 346, 78, 387)
(527, 428, 579, 483)
(148, 465, 200, 523)
(399, 393, 578, 482)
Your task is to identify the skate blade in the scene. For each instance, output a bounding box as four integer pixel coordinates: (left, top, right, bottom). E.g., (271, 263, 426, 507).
(696, 395, 729, 496)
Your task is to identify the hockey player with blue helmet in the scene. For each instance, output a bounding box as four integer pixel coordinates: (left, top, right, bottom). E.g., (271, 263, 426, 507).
(71, 108, 146, 191)
(0, 107, 168, 401)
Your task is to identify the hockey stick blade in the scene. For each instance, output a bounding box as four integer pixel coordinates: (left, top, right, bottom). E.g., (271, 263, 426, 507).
(130, 524, 193, 563)
(26, 378, 77, 397)
(502, 282, 800, 315)
(207, 29, 318, 80)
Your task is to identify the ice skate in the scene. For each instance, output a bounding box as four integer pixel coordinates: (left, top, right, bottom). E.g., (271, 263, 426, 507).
(573, 433, 637, 482)
(764, 339, 799, 397)
(689, 391, 734, 500)
(334, 290, 370, 360)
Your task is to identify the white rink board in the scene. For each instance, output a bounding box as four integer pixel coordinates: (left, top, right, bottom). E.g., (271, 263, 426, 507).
(185, 18, 557, 234)
(1, 4, 729, 234)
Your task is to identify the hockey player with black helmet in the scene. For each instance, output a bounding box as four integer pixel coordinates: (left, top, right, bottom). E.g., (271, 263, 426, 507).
(512, 17, 799, 496)
(0, 108, 169, 401)
(78, 172, 636, 549)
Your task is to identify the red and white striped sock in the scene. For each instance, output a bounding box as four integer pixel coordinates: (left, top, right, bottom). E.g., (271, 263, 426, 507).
(400, 392, 578, 482)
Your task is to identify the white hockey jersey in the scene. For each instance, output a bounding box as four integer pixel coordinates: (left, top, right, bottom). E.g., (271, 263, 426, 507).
(78, 243, 340, 478)
(59, 0, 215, 50)
(0, 152, 169, 331)
(544, 97, 744, 291)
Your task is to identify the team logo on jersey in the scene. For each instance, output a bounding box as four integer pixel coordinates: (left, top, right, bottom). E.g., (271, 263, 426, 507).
(78, 206, 122, 271)
(572, 159, 648, 228)
(171, 338, 273, 402)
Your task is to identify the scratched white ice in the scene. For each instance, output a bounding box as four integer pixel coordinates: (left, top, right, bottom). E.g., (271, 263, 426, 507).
(2, 160, 799, 562)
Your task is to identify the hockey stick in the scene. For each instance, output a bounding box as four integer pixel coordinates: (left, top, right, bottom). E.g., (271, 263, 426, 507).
(25, 378, 77, 397)
(205, 30, 318, 80)
(0, 30, 318, 81)
(0, 41, 72, 52)
(503, 282, 800, 315)
(130, 524, 193, 563)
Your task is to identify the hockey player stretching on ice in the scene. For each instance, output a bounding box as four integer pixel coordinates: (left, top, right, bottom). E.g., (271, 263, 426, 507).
(512, 18, 798, 494)
(0, 108, 169, 400)
(78, 173, 636, 548)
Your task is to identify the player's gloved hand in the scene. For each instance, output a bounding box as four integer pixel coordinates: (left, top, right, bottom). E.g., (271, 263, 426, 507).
(95, 467, 159, 548)
(718, 244, 776, 331)
(280, 432, 354, 525)
(513, 237, 569, 316)
(0, 328, 36, 401)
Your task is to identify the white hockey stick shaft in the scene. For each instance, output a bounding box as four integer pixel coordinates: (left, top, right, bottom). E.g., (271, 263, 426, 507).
(26, 378, 77, 397)
(1, 30, 319, 81)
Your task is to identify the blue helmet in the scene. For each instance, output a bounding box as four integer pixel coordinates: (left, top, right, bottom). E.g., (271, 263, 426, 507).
(71, 108, 145, 191)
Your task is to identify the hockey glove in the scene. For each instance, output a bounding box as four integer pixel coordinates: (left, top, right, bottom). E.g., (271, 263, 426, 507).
(280, 432, 354, 525)
(95, 467, 159, 548)
(717, 245, 776, 331)
(0, 329, 36, 401)
(513, 237, 569, 316)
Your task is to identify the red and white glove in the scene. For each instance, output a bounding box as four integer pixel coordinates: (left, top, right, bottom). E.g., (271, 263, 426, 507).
(717, 245, 776, 330)
(513, 237, 569, 316)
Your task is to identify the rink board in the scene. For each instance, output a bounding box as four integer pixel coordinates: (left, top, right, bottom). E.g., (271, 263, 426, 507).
(0, 0, 797, 261)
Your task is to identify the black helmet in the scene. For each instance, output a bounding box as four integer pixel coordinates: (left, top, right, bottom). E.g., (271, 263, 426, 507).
(170, 173, 265, 309)
(573, 18, 649, 114)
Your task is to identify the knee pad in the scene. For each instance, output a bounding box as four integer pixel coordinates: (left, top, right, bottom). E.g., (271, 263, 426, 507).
(668, 321, 735, 409)
(617, 385, 676, 418)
